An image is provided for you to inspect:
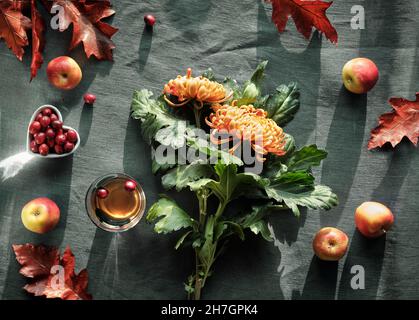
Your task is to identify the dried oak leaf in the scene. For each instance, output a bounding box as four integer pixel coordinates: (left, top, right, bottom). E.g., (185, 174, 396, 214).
(13, 244, 92, 300)
(48, 0, 118, 60)
(368, 93, 419, 150)
(267, 0, 338, 44)
(30, 0, 46, 81)
(0, 1, 31, 60)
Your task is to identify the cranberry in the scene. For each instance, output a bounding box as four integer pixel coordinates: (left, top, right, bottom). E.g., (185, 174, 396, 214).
(46, 128, 56, 139)
(97, 188, 109, 199)
(29, 140, 38, 153)
(35, 132, 46, 145)
(66, 129, 78, 143)
(124, 180, 137, 192)
(47, 138, 55, 148)
(144, 14, 156, 27)
(50, 114, 58, 122)
(40, 116, 51, 128)
(43, 108, 53, 116)
(83, 93, 96, 105)
(29, 121, 41, 134)
(55, 134, 66, 145)
(39, 144, 49, 156)
(64, 141, 74, 153)
(54, 144, 64, 154)
(36, 113, 43, 122)
(51, 120, 63, 130)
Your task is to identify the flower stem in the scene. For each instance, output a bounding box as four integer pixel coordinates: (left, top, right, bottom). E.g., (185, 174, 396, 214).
(192, 196, 229, 300)
(215, 200, 227, 219)
(193, 189, 210, 300)
(194, 248, 202, 300)
(193, 107, 201, 129)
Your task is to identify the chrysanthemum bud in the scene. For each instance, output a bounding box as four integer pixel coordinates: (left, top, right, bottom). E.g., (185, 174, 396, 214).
(241, 83, 260, 104)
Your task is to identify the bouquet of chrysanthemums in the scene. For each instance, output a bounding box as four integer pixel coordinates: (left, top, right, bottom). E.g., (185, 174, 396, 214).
(131, 61, 338, 299)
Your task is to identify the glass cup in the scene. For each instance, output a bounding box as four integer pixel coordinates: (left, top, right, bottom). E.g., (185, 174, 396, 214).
(85, 173, 146, 232)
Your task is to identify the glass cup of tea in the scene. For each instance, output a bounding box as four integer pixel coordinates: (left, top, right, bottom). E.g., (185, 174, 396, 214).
(85, 173, 146, 232)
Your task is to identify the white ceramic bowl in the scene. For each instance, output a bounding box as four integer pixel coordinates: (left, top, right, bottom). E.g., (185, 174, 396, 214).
(27, 105, 80, 158)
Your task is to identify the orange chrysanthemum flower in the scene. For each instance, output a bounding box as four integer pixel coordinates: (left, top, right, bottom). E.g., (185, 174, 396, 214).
(206, 103, 287, 161)
(163, 68, 232, 109)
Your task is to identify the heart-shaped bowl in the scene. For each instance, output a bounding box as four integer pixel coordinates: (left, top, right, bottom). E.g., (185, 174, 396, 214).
(27, 105, 80, 158)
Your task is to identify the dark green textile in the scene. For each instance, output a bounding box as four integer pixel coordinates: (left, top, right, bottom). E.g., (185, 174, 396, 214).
(0, 0, 418, 299)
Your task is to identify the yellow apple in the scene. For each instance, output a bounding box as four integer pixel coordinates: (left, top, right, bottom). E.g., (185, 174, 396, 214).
(21, 197, 60, 234)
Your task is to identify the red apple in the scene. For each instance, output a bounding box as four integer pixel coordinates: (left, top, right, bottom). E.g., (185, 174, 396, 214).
(342, 58, 379, 94)
(355, 201, 394, 238)
(313, 227, 349, 261)
(46, 56, 82, 90)
(21, 197, 60, 234)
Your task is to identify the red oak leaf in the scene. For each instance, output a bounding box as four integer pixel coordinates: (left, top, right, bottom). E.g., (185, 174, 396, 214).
(267, 0, 338, 44)
(0, 0, 31, 60)
(50, 0, 118, 60)
(13, 244, 92, 300)
(368, 93, 419, 150)
(30, 0, 46, 81)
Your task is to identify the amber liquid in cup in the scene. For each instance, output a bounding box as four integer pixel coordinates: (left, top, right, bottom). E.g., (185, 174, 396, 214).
(86, 173, 146, 232)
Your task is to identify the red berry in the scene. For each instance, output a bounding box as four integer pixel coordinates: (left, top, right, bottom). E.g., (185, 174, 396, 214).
(50, 114, 58, 122)
(35, 132, 46, 145)
(36, 113, 43, 122)
(51, 120, 63, 130)
(43, 108, 53, 116)
(46, 128, 56, 139)
(54, 144, 64, 154)
(39, 144, 49, 156)
(66, 129, 78, 143)
(47, 138, 55, 148)
(83, 93, 96, 104)
(40, 116, 51, 128)
(30, 140, 39, 153)
(29, 121, 41, 134)
(97, 188, 109, 199)
(64, 141, 74, 153)
(144, 14, 156, 27)
(124, 180, 137, 192)
(55, 134, 66, 145)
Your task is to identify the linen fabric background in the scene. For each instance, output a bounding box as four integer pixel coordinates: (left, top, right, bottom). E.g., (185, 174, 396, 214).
(0, 0, 418, 299)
